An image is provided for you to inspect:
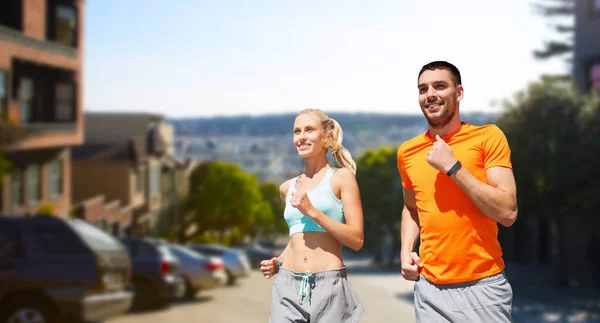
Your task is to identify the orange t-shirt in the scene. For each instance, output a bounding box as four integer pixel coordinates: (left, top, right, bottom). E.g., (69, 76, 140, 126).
(397, 122, 512, 284)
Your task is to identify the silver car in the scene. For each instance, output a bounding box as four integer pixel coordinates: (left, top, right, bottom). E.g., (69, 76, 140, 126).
(188, 244, 251, 285)
(168, 245, 227, 299)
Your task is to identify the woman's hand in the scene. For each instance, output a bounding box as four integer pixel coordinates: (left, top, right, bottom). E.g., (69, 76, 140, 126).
(290, 190, 317, 218)
(260, 257, 279, 279)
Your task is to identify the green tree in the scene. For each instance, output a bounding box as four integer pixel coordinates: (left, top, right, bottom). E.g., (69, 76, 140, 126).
(250, 199, 275, 238)
(531, 0, 575, 80)
(532, 0, 574, 61)
(496, 77, 600, 286)
(260, 182, 288, 237)
(37, 203, 55, 216)
(355, 146, 404, 265)
(185, 161, 264, 242)
(0, 118, 14, 185)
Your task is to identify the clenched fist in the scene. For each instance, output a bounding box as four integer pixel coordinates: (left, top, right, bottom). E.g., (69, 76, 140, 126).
(401, 252, 424, 281)
(290, 190, 316, 218)
(260, 257, 279, 279)
(426, 135, 458, 173)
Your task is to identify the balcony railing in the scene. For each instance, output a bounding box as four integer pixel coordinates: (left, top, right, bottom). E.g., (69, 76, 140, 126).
(0, 120, 77, 147)
(0, 25, 77, 58)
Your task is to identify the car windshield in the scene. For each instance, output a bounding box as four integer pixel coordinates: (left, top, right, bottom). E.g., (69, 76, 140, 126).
(67, 219, 122, 252)
(157, 244, 179, 262)
(171, 245, 207, 260)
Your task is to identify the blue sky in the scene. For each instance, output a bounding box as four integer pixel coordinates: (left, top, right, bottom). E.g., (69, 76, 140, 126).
(84, 0, 568, 118)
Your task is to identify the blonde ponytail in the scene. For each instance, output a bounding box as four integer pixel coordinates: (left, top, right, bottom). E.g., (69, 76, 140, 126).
(329, 118, 356, 174)
(297, 109, 357, 174)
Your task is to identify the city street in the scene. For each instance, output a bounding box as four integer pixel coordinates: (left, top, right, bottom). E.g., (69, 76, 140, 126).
(107, 262, 600, 323)
(107, 261, 416, 323)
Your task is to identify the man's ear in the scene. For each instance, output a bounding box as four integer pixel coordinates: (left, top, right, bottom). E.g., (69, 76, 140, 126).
(456, 84, 464, 101)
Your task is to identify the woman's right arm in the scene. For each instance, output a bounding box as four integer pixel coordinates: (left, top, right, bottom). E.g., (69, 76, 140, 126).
(276, 179, 291, 267)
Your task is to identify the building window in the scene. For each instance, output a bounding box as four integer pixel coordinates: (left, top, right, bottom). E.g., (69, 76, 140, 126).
(10, 169, 23, 208)
(55, 83, 73, 121)
(136, 166, 145, 193)
(55, 5, 77, 47)
(150, 165, 160, 198)
(26, 165, 41, 203)
(161, 171, 176, 197)
(0, 1, 23, 31)
(0, 70, 7, 118)
(48, 159, 63, 197)
(19, 78, 33, 123)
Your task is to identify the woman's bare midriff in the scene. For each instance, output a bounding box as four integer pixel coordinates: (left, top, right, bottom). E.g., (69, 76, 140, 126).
(281, 232, 344, 273)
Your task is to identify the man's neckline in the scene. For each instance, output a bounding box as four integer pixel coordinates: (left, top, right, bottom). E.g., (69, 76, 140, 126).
(424, 122, 467, 141)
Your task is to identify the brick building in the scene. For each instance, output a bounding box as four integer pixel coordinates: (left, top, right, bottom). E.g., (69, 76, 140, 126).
(0, 0, 84, 217)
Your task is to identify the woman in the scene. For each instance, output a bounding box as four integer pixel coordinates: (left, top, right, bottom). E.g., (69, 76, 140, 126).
(260, 108, 365, 323)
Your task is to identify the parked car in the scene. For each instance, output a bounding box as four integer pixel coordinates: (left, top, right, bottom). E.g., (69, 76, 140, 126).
(245, 242, 279, 269)
(167, 244, 227, 299)
(120, 237, 184, 309)
(0, 215, 133, 323)
(188, 244, 251, 285)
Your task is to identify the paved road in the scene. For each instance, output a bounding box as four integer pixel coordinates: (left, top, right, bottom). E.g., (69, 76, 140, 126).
(106, 263, 415, 323)
(107, 263, 600, 323)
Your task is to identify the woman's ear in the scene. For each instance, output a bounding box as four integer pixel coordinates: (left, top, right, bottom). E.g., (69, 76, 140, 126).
(327, 129, 334, 141)
(323, 131, 333, 148)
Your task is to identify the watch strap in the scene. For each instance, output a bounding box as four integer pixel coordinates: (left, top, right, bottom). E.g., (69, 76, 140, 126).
(446, 161, 461, 176)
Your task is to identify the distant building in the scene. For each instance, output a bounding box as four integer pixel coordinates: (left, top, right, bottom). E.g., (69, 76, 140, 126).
(70, 137, 146, 236)
(73, 112, 191, 236)
(574, 0, 600, 93)
(175, 135, 300, 184)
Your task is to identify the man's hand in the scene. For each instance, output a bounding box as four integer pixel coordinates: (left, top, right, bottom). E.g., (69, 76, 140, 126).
(426, 135, 458, 173)
(260, 257, 279, 279)
(401, 252, 424, 281)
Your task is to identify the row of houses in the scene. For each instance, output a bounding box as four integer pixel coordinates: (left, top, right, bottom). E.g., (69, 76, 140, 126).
(0, 0, 194, 238)
(70, 113, 195, 237)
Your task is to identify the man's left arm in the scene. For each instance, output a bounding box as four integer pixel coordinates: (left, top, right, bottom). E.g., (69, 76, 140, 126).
(426, 129, 517, 227)
(450, 165, 517, 227)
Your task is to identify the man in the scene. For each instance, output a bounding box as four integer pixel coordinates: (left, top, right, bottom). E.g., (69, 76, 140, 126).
(397, 61, 518, 322)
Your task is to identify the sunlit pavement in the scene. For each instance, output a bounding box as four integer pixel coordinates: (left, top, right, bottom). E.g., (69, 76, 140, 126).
(106, 260, 600, 322)
(105, 259, 415, 323)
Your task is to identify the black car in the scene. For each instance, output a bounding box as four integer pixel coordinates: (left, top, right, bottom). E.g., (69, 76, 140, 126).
(0, 215, 133, 323)
(119, 237, 184, 309)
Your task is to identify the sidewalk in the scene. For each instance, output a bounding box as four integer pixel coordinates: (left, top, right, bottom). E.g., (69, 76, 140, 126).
(504, 263, 600, 315)
(369, 259, 600, 314)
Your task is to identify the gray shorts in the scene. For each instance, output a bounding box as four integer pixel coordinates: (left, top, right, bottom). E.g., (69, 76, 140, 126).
(414, 271, 513, 323)
(269, 266, 364, 323)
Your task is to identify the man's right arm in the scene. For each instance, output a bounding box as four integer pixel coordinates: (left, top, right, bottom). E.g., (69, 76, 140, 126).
(400, 188, 420, 259)
(397, 146, 423, 280)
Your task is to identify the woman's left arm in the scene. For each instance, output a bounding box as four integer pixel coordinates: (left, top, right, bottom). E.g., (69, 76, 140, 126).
(292, 168, 364, 251)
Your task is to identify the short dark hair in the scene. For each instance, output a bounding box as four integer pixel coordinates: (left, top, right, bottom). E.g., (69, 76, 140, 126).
(418, 61, 462, 86)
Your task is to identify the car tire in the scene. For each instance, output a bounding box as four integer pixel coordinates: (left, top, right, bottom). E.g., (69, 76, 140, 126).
(0, 297, 59, 323)
(183, 278, 198, 300)
(132, 279, 166, 310)
(226, 269, 237, 286)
